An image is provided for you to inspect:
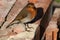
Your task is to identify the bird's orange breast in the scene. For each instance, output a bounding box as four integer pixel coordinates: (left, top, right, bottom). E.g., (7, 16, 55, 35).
(26, 7, 37, 19)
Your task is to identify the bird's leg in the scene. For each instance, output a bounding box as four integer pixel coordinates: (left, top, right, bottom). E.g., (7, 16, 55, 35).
(24, 23, 33, 32)
(26, 24, 33, 29)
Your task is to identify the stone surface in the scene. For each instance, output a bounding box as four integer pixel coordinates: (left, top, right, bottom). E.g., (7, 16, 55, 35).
(41, 8, 60, 40)
(1, 0, 28, 30)
(7, 23, 39, 40)
(0, 18, 40, 40)
(34, 0, 52, 13)
(0, 0, 16, 26)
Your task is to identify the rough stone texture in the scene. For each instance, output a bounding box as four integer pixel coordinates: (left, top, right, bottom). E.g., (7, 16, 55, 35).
(51, 8, 60, 22)
(34, 0, 52, 13)
(41, 8, 60, 40)
(0, 18, 40, 40)
(45, 28, 58, 40)
(1, 0, 28, 30)
(0, 0, 16, 26)
(7, 23, 39, 40)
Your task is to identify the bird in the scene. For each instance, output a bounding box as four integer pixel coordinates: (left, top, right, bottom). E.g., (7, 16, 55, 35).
(15, 3, 43, 24)
(15, 3, 44, 31)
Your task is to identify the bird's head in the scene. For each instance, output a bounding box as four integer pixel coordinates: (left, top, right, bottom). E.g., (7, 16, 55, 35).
(26, 3, 37, 19)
